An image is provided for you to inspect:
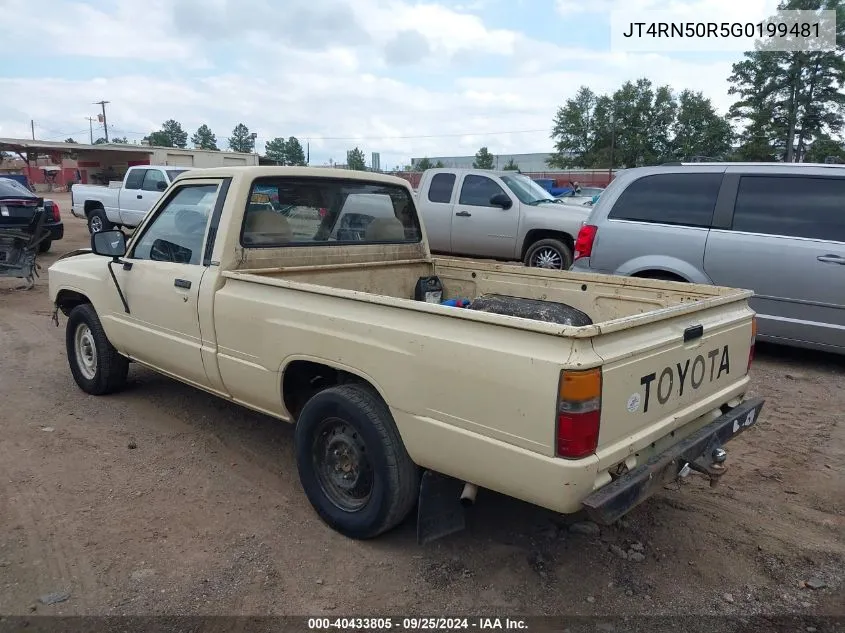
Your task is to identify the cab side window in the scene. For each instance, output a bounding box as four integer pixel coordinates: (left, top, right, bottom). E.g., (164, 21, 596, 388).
(428, 173, 456, 204)
(142, 169, 168, 192)
(124, 169, 145, 190)
(131, 184, 220, 265)
(458, 175, 506, 207)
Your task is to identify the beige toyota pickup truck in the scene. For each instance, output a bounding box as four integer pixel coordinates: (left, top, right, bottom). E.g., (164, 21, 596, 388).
(48, 166, 764, 543)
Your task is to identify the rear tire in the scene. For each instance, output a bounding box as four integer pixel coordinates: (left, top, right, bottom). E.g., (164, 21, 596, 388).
(38, 239, 52, 253)
(294, 383, 419, 539)
(524, 238, 573, 270)
(87, 208, 112, 234)
(66, 304, 129, 395)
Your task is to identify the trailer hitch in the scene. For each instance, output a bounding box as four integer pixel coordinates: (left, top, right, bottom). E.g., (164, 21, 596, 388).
(682, 447, 729, 488)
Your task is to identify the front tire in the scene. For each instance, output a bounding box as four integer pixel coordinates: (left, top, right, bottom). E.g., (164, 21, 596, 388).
(294, 383, 419, 539)
(524, 238, 573, 270)
(66, 304, 129, 395)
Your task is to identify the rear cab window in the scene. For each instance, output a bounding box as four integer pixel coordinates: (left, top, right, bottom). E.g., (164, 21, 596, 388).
(240, 177, 422, 247)
(608, 173, 723, 227)
(731, 175, 845, 241)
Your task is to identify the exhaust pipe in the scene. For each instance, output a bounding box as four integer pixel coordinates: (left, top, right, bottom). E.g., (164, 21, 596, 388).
(459, 482, 477, 507)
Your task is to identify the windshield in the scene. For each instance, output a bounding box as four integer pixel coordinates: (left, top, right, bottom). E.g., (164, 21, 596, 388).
(500, 174, 557, 205)
(167, 169, 189, 181)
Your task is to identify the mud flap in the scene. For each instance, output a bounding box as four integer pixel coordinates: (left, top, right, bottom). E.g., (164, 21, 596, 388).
(416, 470, 467, 545)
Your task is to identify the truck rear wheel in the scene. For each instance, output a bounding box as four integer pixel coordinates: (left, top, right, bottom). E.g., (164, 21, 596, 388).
(66, 304, 129, 395)
(87, 208, 112, 234)
(524, 238, 573, 270)
(294, 383, 419, 539)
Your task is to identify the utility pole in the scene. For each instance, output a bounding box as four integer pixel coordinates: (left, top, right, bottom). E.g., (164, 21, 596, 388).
(86, 117, 96, 144)
(608, 112, 616, 183)
(94, 100, 110, 142)
(31, 119, 35, 140)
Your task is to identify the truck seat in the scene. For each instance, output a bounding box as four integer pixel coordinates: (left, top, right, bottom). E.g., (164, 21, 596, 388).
(365, 217, 405, 242)
(244, 210, 292, 245)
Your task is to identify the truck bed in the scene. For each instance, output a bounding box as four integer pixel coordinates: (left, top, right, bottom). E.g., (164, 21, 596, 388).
(227, 256, 751, 335)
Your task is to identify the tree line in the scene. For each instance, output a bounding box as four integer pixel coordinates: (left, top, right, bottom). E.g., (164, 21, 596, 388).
(142, 120, 309, 166)
(549, 0, 844, 168)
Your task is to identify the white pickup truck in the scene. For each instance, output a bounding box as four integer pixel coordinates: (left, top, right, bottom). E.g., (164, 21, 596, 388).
(415, 167, 591, 270)
(71, 164, 190, 234)
(49, 166, 764, 543)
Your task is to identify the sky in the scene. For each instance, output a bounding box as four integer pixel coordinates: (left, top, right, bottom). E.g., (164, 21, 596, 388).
(0, 0, 782, 169)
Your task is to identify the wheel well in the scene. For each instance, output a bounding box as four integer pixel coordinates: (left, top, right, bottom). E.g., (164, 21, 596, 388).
(282, 360, 376, 421)
(521, 230, 575, 260)
(55, 290, 91, 316)
(83, 201, 104, 216)
(632, 270, 688, 282)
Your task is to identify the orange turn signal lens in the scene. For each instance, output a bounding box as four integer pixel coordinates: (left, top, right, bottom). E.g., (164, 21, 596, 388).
(558, 367, 602, 403)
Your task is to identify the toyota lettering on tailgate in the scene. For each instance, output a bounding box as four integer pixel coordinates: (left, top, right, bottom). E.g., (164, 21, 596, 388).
(639, 345, 730, 413)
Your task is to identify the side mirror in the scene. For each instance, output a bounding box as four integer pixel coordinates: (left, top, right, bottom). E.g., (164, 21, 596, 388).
(156, 180, 168, 191)
(490, 192, 512, 209)
(91, 229, 127, 258)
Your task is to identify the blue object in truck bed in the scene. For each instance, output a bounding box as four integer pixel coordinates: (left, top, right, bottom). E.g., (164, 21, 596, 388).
(533, 178, 572, 197)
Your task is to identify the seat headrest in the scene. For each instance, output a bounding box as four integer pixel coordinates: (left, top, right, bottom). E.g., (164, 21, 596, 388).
(365, 216, 405, 242)
(244, 210, 292, 244)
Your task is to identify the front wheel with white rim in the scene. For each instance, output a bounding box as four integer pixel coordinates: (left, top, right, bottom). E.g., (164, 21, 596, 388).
(65, 303, 129, 395)
(524, 238, 573, 270)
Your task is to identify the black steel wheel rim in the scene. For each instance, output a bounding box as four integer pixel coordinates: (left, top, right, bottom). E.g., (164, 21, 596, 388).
(311, 417, 374, 512)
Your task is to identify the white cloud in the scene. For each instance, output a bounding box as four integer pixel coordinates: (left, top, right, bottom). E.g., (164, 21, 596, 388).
(0, 0, 759, 167)
(0, 0, 207, 65)
(556, 0, 781, 19)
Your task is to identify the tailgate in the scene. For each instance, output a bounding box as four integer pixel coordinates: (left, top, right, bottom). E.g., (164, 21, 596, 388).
(591, 299, 755, 469)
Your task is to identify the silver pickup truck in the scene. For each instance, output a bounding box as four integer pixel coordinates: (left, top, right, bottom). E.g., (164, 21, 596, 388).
(415, 168, 591, 269)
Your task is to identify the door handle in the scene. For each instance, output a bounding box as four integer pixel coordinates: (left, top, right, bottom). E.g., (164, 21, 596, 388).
(136, 194, 143, 199)
(455, 211, 472, 217)
(816, 254, 845, 264)
(174, 278, 192, 289)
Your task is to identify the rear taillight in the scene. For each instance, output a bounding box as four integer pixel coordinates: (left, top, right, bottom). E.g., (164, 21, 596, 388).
(51, 201, 60, 222)
(574, 224, 597, 260)
(747, 316, 757, 372)
(555, 367, 602, 459)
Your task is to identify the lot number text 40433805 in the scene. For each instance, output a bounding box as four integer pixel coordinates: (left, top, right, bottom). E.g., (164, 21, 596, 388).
(307, 617, 529, 630)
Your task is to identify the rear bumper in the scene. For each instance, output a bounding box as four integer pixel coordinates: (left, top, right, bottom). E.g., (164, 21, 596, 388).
(581, 396, 765, 525)
(46, 222, 64, 241)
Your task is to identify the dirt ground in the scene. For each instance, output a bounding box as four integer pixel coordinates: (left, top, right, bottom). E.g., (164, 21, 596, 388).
(0, 195, 842, 621)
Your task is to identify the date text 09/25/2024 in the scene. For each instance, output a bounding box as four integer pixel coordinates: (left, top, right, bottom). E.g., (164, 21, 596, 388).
(308, 617, 528, 631)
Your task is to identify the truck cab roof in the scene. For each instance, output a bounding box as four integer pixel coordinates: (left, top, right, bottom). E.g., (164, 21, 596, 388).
(171, 165, 413, 188)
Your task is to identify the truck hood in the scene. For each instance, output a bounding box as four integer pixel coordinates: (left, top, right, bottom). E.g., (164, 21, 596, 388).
(56, 248, 93, 261)
(525, 200, 591, 236)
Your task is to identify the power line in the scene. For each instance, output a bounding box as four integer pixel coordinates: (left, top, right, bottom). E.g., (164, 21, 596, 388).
(105, 126, 551, 141)
(301, 128, 550, 141)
